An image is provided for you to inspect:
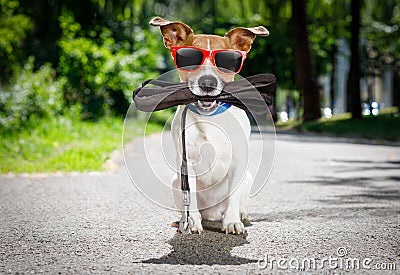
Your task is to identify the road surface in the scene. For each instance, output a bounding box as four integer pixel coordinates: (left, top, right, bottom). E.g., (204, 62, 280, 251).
(1, 132, 399, 274)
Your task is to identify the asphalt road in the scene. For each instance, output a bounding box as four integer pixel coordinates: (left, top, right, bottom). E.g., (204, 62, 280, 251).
(1, 132, 399, 274)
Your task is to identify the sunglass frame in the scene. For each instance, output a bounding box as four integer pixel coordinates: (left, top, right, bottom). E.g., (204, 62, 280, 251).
(170, 46, 247, 74)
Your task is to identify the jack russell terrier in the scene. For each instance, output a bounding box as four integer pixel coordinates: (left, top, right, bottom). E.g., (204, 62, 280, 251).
(150, 17, 269, 234)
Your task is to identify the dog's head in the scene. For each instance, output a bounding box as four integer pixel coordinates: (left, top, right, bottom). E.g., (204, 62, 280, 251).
(150, 17, 269, 114)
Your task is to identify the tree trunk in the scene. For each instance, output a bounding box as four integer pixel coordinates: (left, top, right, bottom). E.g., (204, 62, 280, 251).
(330, 44, 337, 115)
(291, 0, 321, 121)
(347, 0, 362, 119)
(394, 70, 400, 109)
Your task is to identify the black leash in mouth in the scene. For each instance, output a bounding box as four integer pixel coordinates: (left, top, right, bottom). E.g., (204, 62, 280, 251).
(133, 73, 276, 234)
(133, 74, 276, 115)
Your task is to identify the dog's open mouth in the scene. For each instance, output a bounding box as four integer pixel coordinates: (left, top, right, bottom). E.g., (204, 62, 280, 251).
(195, 100, 218, 115)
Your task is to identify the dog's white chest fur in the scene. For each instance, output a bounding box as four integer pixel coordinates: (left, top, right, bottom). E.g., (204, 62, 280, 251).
(186, 124, 232, 188)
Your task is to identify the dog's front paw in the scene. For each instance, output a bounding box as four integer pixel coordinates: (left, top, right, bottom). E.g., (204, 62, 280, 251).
(191, 221, 203, 234)
(222, 221, 245, 234)
(190, 212, 203, 234)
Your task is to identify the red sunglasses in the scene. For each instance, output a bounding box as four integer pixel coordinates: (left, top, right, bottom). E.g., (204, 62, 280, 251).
(170, 46, 247, 74)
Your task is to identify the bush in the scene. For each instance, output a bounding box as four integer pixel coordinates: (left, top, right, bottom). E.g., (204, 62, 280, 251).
(58, 9, 162, 120)
(0, 57, 64, 133)
(0, 0, 32, 80)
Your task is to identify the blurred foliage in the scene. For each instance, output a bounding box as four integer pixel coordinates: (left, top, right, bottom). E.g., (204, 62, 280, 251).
(56, 6, 162, 120)
(362, 0, 400, 75)
(0, 57, 64, 132)
(1, 0, 165, 124)
(0, 0, 399, 128)
(0, 0, 32, 79)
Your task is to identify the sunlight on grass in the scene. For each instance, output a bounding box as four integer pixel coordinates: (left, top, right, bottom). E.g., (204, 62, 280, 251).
(275, 108, 400, 140)
(305, 109, 399, 140)
(303, 114, 400, 140)
(0, 116, 160, 174)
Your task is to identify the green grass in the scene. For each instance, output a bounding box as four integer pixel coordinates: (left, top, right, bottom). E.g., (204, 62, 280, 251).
(277, 108, 400, 141)
(0, 116, 161, 174)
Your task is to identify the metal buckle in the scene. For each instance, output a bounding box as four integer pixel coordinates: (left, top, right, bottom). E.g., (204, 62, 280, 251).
(179, 190, 193, 234)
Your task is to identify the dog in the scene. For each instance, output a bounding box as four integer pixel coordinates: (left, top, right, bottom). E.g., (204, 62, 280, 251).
(150, 17, 269, 234)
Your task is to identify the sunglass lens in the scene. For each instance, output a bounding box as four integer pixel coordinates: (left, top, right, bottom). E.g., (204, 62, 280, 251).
(214, 51, 243, 73)
(176, 48, 203, 71)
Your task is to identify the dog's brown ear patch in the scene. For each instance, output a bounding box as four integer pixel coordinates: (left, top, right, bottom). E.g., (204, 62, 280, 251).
(149, 16, 194, 48)
(225, 26, 269, 52)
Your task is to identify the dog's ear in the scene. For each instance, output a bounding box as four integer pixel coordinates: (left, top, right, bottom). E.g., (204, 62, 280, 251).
(149, 17, 194, 48)
(225, 26, 269, 52)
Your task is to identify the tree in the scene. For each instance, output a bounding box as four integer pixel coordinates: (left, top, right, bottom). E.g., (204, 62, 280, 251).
(291, 0, 321, 121)
(347, 0, 362, 118)
(362, 0, 400, 110)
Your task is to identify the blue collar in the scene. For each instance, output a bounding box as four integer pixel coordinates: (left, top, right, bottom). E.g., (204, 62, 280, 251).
(188, 102, 231, 116)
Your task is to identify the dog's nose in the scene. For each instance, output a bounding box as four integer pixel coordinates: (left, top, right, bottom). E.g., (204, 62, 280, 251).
(198, 75, 218, 93)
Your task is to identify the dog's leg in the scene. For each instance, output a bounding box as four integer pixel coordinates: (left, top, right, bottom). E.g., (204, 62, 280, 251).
(222, 190, 245, 234)
(172, 174, 203, 234)
(239, 171, 253, 220)
(222, 168, 252, 234)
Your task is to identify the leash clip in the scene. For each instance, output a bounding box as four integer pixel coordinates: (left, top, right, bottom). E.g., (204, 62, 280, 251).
(179, 190, 193, 234)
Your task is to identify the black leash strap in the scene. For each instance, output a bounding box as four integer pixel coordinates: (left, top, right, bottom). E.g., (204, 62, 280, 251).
(133, 74, 276, 115)
(179, 105, 193, 234)
(180, 105, 189, 193)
